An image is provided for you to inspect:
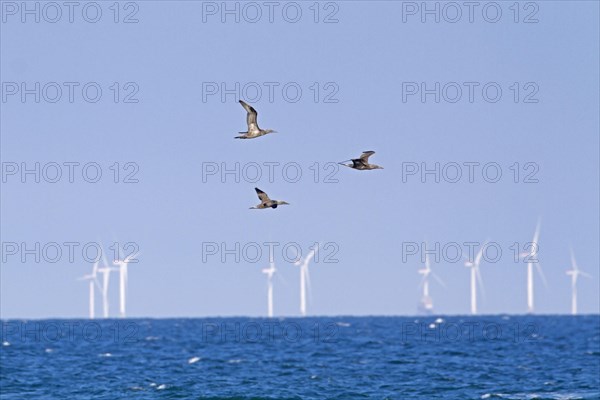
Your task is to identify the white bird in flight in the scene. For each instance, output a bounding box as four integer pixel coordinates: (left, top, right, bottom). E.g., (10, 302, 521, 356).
(250, 188, 290, 209)
(235, 100, 277, 139)
(339, 151, 383, 170)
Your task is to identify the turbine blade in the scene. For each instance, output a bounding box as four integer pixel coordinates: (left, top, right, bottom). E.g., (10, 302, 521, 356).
(111, 235, 121, 261)
(431, 272, 446, 288)
(532, 219, 541, 246)
(101, 244, 110, 267)
(570, 247, 578, 271)
(293, 247, 303, 266)
(306, 245, 318, 264)
(475, 241, 488, 266)
(535, 262, 548, 288)
(418, 275, 427, 289)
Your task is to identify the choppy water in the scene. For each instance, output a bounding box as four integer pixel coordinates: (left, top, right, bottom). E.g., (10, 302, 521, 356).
(1, 316, 599, 399)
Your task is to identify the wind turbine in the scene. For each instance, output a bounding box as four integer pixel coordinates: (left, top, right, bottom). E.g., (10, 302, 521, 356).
(97, 248, 117, 318)
(417, 250, 445, 314)
(294, 244, 318, 317)
(566, 248, 591, 315)
(519, 221, 546, 313)
(464, 242, 486, 315)
(78, 261, 100, 319)
(262, 260, 276, 318)
(113, 247, 139, 318)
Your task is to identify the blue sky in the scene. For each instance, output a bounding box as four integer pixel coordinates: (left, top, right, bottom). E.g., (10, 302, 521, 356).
(1, 1, 598, 318)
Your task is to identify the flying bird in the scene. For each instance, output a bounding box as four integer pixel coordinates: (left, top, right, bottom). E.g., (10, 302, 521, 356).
(236, 100, 277, 139)
(250, 188, 289, 209)
(340, 151, 383, 170)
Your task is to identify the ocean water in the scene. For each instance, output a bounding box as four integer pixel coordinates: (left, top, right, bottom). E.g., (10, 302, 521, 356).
(1, 316, 599, 399)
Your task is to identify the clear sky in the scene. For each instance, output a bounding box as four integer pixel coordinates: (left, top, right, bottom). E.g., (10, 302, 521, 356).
(1, 1, 598, 319)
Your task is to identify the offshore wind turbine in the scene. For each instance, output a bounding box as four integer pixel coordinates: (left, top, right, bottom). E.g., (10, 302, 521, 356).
(417, 251, 445, 314)
(78, 261, 100, 319)
(98, 249, 117, 318)
(98, 265, 112, 318)
(295, 244, 318, 317)
(566, 248, 591, 315)
(262, 259, 276, 318)
(113, 248, 140, 318)
(519, 221, 546, 313)
(464, 242, 486, 315)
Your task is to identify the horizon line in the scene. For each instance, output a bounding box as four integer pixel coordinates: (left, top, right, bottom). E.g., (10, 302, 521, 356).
(2, 312, 600, 321)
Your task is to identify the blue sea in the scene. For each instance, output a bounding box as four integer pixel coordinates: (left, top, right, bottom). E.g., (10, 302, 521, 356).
(1, 316, 599, 399)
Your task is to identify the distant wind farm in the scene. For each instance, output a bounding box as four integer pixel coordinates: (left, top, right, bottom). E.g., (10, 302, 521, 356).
(77, 223, 592, 318)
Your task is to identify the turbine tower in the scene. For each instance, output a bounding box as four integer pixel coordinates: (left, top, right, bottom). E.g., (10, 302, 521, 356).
(262, 260, 276, 318)
(417, 250, 444, 314)
(295, 244, 318, 317)
(566, 248, 591, 315)
(464, 242, 486, 315)
(113, 248, 139, 318)
(78, 261, 100, 319)
(519, 221, 546, 313)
